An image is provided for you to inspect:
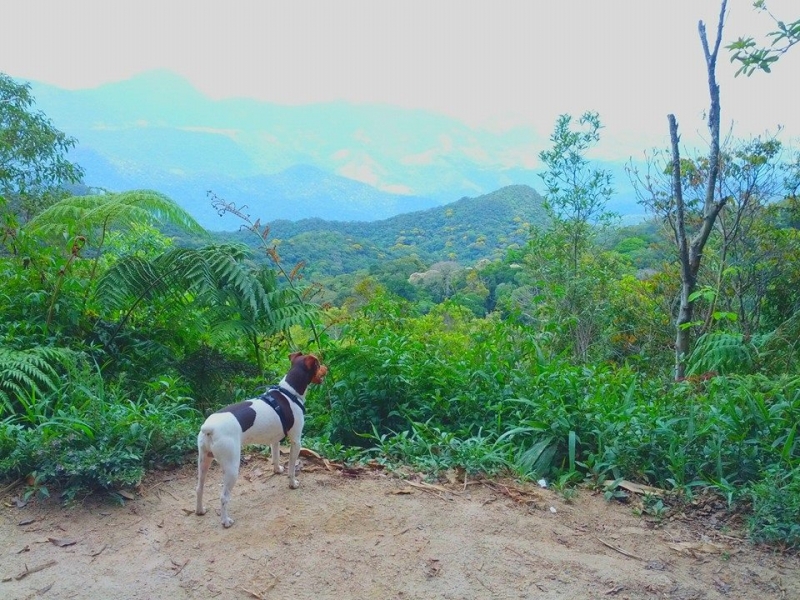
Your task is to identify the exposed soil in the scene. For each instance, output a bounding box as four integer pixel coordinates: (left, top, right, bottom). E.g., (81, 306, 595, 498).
(1, 452, 798, 600)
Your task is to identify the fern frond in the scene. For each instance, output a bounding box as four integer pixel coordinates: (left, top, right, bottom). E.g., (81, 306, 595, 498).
(96, 255, 168, 311)
(686, 332, 758, 376)
(0, 346, 74, 417)
(26, 189, 206, 242)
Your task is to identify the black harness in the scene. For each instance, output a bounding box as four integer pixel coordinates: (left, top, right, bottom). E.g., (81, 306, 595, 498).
(258, 386, 305, 437)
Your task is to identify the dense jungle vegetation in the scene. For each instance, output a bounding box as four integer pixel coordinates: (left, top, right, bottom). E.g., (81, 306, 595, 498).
(2, 57, 800, 552)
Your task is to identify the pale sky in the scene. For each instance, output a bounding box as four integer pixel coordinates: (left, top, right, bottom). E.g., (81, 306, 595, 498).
(2, 0, 798, 161)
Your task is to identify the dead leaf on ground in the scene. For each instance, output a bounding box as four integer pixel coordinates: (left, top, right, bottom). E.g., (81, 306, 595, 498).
(117, 490, 136, 500)
(341, 466, 366, 478)
(483, 481, 540, 505)
(18, 518, 35, 526)
(10, 496, 27, 508)
(299, 448, 322, 459)
(171, 558, 190, 576)
(390, 488, 414, 495)
(245, 468, 263, 482)
(425, 558, 442, 578)
(48, 537, 78, 548)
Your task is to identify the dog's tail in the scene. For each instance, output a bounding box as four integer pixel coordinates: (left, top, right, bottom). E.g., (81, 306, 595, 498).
(198, 424, 215, 455)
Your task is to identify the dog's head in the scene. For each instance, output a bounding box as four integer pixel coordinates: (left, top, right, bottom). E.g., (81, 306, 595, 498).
(289, 352, 328, 385)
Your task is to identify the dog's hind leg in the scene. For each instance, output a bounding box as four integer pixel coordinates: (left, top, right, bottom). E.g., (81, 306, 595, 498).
(218, 445, 240, 528)
(196, 435, 213, 516)
(270, 441, 284, 474)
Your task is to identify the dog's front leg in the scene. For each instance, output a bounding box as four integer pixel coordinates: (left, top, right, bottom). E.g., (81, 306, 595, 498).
(270, 441, 284, 474)
(287, 438, 301, 489)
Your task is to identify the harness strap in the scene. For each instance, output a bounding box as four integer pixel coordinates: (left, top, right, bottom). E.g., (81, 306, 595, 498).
(270, 386, 306, 415)
(258, 386, 305, 437)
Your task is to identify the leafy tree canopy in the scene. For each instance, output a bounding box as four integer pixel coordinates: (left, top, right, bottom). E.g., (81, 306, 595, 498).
(0, 73, 84, 219)
(728, 1, 800, 75)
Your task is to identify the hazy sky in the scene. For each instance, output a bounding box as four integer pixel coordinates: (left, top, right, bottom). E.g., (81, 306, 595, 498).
(3, 0, 798, 161)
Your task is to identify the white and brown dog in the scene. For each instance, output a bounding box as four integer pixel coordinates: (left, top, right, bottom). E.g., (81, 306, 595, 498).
(196, 352, 328, 527)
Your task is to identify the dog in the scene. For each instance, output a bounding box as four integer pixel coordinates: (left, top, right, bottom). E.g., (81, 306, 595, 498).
(195, 352, 328, 527)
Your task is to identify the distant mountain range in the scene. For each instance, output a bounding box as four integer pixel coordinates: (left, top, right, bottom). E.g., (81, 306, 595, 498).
(23, 70, 643, 230)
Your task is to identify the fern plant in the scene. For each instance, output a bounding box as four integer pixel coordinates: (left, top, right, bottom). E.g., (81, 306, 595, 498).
(0, 346, 74, 417)
(95, 243, 316, 370)
(22, 190, 207, 333)
(685, 331, 767, 376)
(26, 189, 206, 241)
(209, 192, 324, 353)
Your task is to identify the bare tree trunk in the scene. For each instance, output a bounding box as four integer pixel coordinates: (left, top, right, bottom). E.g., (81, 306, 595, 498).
(671, 0, 729, 380)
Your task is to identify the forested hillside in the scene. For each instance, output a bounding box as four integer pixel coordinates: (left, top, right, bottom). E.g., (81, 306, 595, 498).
(216, 185, 548, 277)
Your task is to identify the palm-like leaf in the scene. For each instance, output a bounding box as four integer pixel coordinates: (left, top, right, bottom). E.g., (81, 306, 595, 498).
(0, 346, 73, 417)
(26, 189, 206, 241)
(96, 243, 318, 365)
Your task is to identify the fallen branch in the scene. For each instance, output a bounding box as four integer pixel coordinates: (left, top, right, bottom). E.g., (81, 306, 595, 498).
(597, 537, 644, 561)
(236, 573, 278, 599)
(3, 560, 57, 582)
(237, 586, 266, 600)
(0, 478, 23, 497)
(405, 480, 461, 495)
(171, 558, 190, 577)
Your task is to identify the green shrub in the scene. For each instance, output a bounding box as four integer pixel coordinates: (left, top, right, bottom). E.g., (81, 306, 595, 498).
(748, 466, 800, 548)
(0, 376, 201, 501)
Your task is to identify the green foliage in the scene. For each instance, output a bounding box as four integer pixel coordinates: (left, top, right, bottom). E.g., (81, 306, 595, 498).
(223, 185, 547, 279)
(0, 372, 200, 500)
(27, 189, 206, 241)
(367, 423, 510, 476)
(728, 2, 800, 76)
(686, 332, 766, 376)
(0, 73, 84, 219)
(0, 346, 76, 417)
(318, 290, 539, 446)
(748, 466, 800, 548)
(539, 112, 616, 252)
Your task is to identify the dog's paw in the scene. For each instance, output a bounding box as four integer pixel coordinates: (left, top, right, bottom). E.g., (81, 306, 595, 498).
(222, 517, 235, 528)
(196, 506, 207, 516)
(273, 465, 284, 474)
(289, 479, 300, 489)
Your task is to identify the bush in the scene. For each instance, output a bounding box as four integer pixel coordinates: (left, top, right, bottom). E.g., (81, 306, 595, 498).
(0, 376, 201, 501)
(748, 466, 800, 548)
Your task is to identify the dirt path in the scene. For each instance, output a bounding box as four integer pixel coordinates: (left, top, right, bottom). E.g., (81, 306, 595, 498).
(2, 453, 797, 600)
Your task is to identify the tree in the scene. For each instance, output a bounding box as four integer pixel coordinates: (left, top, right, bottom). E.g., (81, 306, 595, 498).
(0, 73, 83, 221)
(667, 5, 730, 380)
(728, 1, 800, 75)
(633, 1, 729, 379)
(702, 137, 783, 334)
(533, 112, 617, 361)
(538, 111, 615, 275)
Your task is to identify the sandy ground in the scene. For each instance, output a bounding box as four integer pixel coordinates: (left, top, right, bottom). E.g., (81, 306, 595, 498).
(1, 452, 798, 600)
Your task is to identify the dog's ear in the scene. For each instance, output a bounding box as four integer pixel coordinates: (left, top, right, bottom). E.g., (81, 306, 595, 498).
(289, 351, 302, 362)
(302, 354, 319, 371)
